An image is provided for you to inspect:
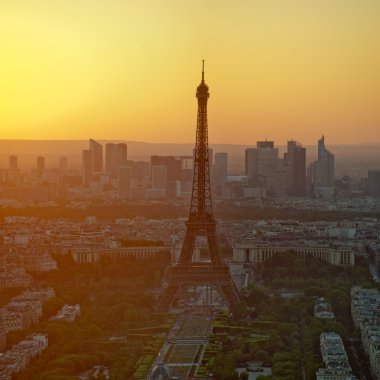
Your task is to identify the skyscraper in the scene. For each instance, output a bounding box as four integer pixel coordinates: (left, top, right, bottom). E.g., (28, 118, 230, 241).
(151, 165, 167, 190)
(368, 170, 380, 197)
(82, 150, 93, 186)
(105, 143, 128, 175)
(291, 145, 306, 196)
(58, 156, 68, 177)
(212, 152, 227, 196)
(150, 156, 182, 181)
(36, 156, 45, 177)
(126, 160, 150, 181)
(286, 140, 306, 196)
(245, 141, 278, 186)
(118, 166, 131, 200)
(89, 139, 103, 173)
(310, 136, 335, 189)
(9, 155, 18, 172)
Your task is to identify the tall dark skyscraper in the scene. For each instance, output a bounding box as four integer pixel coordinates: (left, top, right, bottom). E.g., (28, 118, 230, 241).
(156, 62, 240, 312)
(126, 160, 150, 181)
(9, 155, 18, 172)
(286, 140, 306, 196)
(292, 145, 306, 196)
(36, 156, 45, 177)
(58, 156, 68, 177)
(245, 141, 278, 187)
(105, 143, 128, 175)
(118, 166, 132, 200)
(150, 156, 182, 181)
(368, 170, 380, 197)
(213, 152, 228, 196)
(310, 135, 335, 188)
(89, 139, 103, 173)
(82, 150, 93, 186)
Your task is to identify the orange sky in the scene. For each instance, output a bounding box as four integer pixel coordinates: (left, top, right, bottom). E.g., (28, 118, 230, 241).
(1, 0, 380, 145)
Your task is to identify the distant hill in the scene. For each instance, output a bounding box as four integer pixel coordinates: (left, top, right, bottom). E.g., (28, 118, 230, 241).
(0, 140, 379, 176)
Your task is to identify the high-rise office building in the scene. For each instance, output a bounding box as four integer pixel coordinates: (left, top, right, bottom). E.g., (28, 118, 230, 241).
(284, 140, 297, 164)
(126, 160, 150, 181)
(9, 155, 18, 172)
(151, 165, 167, 190)
(213, 153, 228, 196)
(285, 140, 306, 196)
(245, 141, 278, 186)
(257, 140, 274, 149)
(291, 145, 306, 196)
(310, 136, 335, 188)
(245, 148, 257, 179)
(82, 150, 93, 186)
(118, 166, 131, 200)
(150, 156, 182, 181)
(105, 143, 128, 175)
(180, 156, 193, 182)
(89, 139, 103, 172)
(36, 156, 45, 177)
(58, 156, 68, 177)
(368, 170, 380, 197)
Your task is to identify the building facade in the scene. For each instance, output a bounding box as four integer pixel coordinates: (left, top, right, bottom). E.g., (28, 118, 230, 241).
(82, 149, 93, 186)
(105, 143, 128, 175)
(233, 242, 354, 266)
(89, 139, 103, 173)
(310, 136, 335, 194)
(368, 170, 380, 197)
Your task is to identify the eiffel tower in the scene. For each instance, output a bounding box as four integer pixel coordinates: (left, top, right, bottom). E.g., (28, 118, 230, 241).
(156, 62, 240, 312)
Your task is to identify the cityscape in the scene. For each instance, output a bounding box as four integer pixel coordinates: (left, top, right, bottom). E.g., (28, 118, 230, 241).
(1, 134, 380, 207)
(1, 1, 380, 380)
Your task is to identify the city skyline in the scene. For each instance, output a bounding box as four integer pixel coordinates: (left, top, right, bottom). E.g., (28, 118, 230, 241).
(1, 1, 380, 144)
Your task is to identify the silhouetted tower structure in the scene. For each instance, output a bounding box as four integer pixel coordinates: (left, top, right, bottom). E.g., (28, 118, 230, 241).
(36, 156, 45, 178)
(156, 62, 240, 312)
(9, 155, 18, 173)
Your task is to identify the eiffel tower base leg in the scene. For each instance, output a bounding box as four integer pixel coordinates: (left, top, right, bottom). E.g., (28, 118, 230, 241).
(156, 265, 240, 312)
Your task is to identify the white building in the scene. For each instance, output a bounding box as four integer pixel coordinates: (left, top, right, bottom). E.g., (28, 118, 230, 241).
(351, 287, 380, 379)
(316, 332, 354, 380)
(233, 241, 355, 267)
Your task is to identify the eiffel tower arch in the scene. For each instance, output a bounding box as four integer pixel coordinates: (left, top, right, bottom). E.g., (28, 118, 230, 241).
(156, 62, 240, 312)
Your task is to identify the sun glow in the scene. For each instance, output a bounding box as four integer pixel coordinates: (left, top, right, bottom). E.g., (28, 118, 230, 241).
(1, 0, 380, 144)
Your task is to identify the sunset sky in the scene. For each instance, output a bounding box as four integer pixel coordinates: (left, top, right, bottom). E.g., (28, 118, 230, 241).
(1, 0, 380, 145)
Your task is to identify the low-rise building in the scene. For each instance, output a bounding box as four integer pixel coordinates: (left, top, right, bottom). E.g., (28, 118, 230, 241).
(50, 304, 80, 322)
(351, 287, 380, 380)
(0, 288, 55, 334)
(233, 241, 355, 266)
(316, 332, 354, 380)
(0, 262, 33, 289)
(0, 333, 48, 380)
(314, 298, 335, 320)
(0, 327, 6, 353)
(71, 246, 170, 264)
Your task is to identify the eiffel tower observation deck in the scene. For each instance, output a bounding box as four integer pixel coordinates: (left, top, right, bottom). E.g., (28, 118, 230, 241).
(156, 62, 240, 312)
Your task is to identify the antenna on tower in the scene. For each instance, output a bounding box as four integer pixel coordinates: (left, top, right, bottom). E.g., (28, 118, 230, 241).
(202, 59, 205, 82)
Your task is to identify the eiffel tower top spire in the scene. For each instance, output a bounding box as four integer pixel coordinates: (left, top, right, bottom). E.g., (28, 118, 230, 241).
(197, 60, 209, 101)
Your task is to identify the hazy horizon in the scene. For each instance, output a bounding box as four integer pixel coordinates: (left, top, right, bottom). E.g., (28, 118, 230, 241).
(1, 139, 379, 177)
